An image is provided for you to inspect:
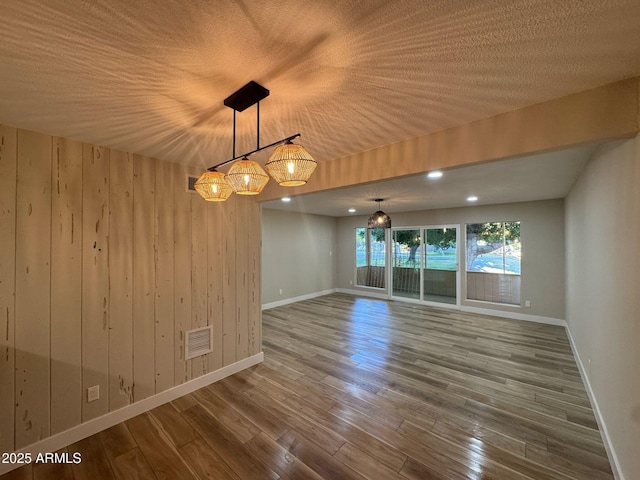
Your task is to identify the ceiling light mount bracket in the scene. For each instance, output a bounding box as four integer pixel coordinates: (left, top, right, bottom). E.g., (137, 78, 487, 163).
(223, 80, 269, 112)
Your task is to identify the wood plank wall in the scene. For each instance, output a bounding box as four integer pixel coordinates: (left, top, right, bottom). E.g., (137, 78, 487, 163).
(0, 126, 18, 454)
(0, 124, 262, 452)
(15, 130, 52, 447)
(51, 137, 83, 433)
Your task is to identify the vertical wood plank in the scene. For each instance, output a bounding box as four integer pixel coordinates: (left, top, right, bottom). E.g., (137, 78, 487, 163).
(207, 201, 223, 372)
(50, 137, 83, 434)
(191, 192, 208, 378)
(222, 194, 237, 365)
(108, 149, 134, 410)
(15, 129, 52, 447)
(133, 155, 156, 401)
(82, 144, 110, 422)
(235, 197, 249, 361)
(0, 125, 17, 452)
(247, 199, 262, 356)
(155, 159, 175, 392)
(173, 164, 192, 384)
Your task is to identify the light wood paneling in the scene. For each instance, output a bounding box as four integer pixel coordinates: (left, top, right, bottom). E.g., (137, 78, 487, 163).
(235, 197, 250, 360)
(260, 77, 640, 201)
(154, 159, 175, 392)
(108, 149, 134, 410)
(222, 194, 237, 365)
(132, 155, 155, 401)
(0, 124, 262, 462)
(173, 164, 192, 385)
(82, 144, 110, 421)
(207, 201, 224, 371)
(247, 199, 261, 356)
(190, 191, 208, 378)
(0, 125, 17, 453)
(15, 130, 51, 447)
(50, 137, 83, 434)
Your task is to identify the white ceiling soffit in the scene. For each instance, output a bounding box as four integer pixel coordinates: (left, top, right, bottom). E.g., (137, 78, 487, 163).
(1, 1, 640, 171)
(261, 144, 598, 217)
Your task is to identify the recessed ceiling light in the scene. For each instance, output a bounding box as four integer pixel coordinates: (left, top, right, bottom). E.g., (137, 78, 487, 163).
(427, 170, 443, 179)
(281, 197, 291, 202)
(467, 195, 478, 202)
(348, 208, 356, 213)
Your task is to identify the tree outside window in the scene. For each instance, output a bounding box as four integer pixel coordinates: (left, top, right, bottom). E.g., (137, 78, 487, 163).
(466, 222, 521, 274)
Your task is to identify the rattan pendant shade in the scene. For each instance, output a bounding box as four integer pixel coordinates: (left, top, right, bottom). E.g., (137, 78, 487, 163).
(265, 142, 317, 186)
(224, 158, 269, 195)
(194, 171, 233, 202)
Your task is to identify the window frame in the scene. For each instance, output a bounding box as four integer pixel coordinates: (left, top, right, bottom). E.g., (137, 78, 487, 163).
(464, 221, 522, 306)
(354, 227, 387, 289)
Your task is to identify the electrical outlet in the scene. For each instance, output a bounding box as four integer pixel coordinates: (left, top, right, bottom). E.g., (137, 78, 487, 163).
(349, 280, 353, 285)
(279, 289, 283, 295)
(525, 300, 531, 308)
(87, 385, 100, 403)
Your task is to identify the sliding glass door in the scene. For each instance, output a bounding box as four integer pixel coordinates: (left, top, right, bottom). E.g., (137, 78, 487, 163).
(391, 229, 421, 299)
(391, 226, 459, 306)
(423, 227, 457, 305)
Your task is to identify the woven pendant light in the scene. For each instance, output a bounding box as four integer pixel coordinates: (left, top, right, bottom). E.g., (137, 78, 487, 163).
(225, 157, 269, 195)
(265, 141, 317, 186)
(194, 171, 233, 202)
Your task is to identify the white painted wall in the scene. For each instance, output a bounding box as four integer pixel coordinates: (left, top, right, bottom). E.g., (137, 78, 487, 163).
(261, 208, 338, 305)
(565, 137, 640, 480)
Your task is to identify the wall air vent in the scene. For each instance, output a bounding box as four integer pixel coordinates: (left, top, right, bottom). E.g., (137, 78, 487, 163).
(187, 175, 199, 193)
(185, 325, 213, 360)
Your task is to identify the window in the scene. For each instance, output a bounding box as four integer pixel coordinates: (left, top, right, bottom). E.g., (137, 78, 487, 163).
(356, 228, 367, 268)
(466, 222, 521, 305)
(355, 227, 386, 288)
(426, 228, 457, 271)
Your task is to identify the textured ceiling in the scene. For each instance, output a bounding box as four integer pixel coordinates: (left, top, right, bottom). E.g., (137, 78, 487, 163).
(1, 1, 640, 173)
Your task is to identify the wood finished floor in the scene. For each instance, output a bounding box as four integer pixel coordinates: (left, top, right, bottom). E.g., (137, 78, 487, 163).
(3, 293, 613, 480)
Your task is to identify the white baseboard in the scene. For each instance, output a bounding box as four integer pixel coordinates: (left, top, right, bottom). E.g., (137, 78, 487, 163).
(0, 352, 264, 476)
(335, 287, 389, 300)
(461, 305, 567, 327)
(262, 289, 337, 310)
(565, 328, 624, 480)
